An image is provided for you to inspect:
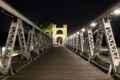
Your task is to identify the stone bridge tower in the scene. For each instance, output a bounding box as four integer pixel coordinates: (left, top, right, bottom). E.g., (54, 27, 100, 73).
(52, 24, 67, 46)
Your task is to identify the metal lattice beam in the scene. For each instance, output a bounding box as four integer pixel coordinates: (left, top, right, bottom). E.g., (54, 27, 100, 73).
(0, 0, 48, 36)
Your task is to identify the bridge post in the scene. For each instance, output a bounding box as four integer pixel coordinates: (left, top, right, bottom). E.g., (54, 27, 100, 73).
(75, 32, 80, 53)
(0, 19, 20, 74)
(18, 19, 31, 60)
(87, 28, 95, 61)
(71, 36, 74, 50)
(74, 34, 77, 52)
(79, 31, 84, 54)
(83, 30, 89, 56)
(94, 24, 104, 57)
(102, 16, 120, 72)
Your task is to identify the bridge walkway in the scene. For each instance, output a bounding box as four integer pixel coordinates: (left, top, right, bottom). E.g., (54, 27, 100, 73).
(7, 47, 113, 80)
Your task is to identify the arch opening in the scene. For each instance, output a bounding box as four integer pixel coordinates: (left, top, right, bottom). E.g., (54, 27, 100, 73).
(56, 30, 63, 34)
(56, 37, 63, 46)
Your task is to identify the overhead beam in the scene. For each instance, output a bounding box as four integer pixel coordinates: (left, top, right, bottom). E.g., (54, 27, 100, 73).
(70, 2, 120, 37)
(88, 2, 120, 26)
(0, 0, 46, 35)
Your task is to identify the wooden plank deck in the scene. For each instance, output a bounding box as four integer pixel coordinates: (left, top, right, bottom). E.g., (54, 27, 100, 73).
(7, 47, 113, 80)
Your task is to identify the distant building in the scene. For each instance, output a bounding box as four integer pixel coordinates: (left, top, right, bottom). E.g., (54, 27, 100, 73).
(40, 24, 67, 46)
(51, 24, 67, 46)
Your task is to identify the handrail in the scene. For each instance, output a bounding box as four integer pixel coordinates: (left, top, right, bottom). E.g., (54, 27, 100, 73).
(70, 1, 120, 36)
(87, 1, 120, 26)
(0, 0, 48, 36)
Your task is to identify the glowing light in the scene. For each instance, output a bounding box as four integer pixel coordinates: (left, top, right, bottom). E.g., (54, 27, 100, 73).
(77, 32, 80, 35)
(11, 52, 19, 57)
(0, 60, 3, 68)
(112, 8, 120, 16)
(2, 47, 6, 56)
(81, 28, 85, 32)
(90, 22, 97, 27)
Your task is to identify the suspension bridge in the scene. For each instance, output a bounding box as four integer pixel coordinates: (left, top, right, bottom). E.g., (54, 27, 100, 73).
(0, 0, 120, 80)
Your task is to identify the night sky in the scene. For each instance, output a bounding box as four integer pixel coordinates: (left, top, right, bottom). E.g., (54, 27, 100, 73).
(0, 0, 119, 33)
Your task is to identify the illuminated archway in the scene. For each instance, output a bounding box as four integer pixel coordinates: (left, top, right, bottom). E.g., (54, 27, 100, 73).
(56, 37, 63, 45)
(52, 24, 67, 46)
(56, 30, 63, 34)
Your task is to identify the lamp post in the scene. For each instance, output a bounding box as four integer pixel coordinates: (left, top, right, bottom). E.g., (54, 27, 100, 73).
(90, 22, 97, 28)
(111, 8, 120, 16)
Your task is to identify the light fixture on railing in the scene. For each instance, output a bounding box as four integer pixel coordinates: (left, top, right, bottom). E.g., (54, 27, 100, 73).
(90, 22, 97, 28)
(111, 8, 120, 16)
(81, 28, 86, 32)
(77, 31, 80, 35)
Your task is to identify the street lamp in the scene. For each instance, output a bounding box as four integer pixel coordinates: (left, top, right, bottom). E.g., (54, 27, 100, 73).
(90, 22, 97, 28)
(77, 31, 80, 35)
(111, 8, 120, 16)
(81, 28, 86, 32)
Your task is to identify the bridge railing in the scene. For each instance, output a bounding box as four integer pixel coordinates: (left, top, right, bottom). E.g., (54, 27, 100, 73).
(65, 1, 120, 78)
(0, 0, 52, 77)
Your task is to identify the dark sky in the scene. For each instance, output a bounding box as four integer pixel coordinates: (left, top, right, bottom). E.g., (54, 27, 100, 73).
(0, 0, 119, 33)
